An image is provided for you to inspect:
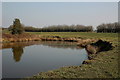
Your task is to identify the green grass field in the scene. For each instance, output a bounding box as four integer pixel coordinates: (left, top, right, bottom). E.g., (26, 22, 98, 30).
(23, 32, 119, 78)
(3, 29, 118, 40)
(28, 32, 118, 45)
(28, 32, 117, 38)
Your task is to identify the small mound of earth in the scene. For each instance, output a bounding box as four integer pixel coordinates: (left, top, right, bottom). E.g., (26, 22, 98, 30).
(86, 40, 113, 54)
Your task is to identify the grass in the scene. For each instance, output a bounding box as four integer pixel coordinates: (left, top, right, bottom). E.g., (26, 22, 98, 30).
(28, 32, 118, 45)
(28, 32, 117, 38)
(23, 32, 119, 79)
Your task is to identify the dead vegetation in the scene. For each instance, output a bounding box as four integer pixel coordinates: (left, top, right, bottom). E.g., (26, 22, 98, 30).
(1, 33, 41, 42)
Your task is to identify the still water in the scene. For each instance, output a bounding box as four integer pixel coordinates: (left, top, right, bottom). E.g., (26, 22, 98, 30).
(2, 41, 88, 78)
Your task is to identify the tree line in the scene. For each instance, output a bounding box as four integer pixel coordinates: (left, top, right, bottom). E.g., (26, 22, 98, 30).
(6, 19, 120, 34)
(23, 25, 93, 32)
(24, 22, 120, 33)
(97, 22, 120, 33)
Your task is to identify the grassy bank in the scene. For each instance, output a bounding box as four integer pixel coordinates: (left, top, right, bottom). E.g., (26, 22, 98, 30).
(28, 32, 117, 39)
(28, 32, 118, 47)
(24, 32, 119, 78)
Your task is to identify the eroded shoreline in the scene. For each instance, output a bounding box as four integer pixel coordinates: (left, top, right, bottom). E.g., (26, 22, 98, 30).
(1, 33, 119, 78)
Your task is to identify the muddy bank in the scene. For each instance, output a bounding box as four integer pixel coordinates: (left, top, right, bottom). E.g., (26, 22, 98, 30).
(2, 34, 98, 44)
(1, 33, 41, 42)
(85, 40, 113, 54)
(41, 36, 97, 43)
(2, 33, 113, 54)
(2, 34, 113, 54)
(83, 40, 113, 64)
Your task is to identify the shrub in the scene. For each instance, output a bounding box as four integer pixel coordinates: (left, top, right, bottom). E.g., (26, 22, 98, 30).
(11, 18, 24, 34)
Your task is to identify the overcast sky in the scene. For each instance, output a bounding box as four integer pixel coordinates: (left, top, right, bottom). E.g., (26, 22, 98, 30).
(2, 2, 118, 29)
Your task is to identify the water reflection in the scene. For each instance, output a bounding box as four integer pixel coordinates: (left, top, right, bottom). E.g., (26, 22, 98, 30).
(12, 46, 24, 62)
(2, 41, 82, 50)
(2, 41, 88, 78)
(2, 41, 83, 62)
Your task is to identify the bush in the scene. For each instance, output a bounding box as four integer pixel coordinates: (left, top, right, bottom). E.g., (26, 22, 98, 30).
(11, 18, 24, 34)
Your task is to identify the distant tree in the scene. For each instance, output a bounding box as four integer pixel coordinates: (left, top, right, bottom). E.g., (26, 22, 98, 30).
(23, 24, 93, 32)
(11, 18, 24, 34)
(97, 22, 120, 33)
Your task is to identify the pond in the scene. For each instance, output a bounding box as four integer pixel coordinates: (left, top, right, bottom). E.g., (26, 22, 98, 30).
(2, 41, 88, 78)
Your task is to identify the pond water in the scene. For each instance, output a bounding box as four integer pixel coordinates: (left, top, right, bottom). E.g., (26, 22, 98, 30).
(2, 41, 88, 78)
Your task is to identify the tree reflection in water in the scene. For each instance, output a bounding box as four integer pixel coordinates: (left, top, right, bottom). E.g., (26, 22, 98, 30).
(12, 46, 24, 62)
(2, 41, 83, 62)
